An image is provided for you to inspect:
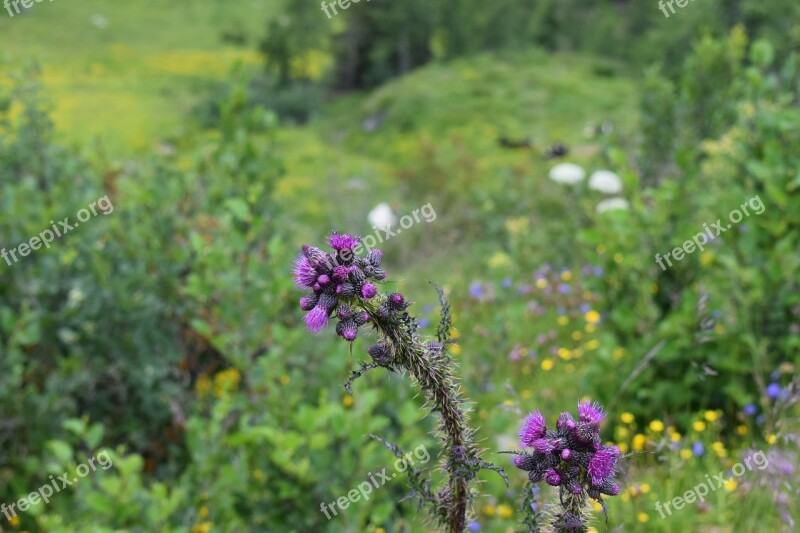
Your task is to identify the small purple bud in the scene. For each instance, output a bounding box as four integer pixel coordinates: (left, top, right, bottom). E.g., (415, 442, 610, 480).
(332, 265, 351, 282)
(361, 283, 377, 299)
(544, 469, 561, 486)
(317, 274, 331, 286)
(561, 449, 572, 460)
(313, 283, 321, 292)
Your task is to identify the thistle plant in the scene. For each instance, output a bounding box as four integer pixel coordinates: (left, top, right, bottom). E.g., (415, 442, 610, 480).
(510, 401, 623, 532)
(293, 232, 505, 533)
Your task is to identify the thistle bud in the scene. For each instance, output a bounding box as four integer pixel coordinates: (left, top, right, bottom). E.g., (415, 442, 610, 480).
(300, 294, 319, 311)
(336, 305, 354, 320)
(544, 469, 561, 486)
(367, 249, 383, 267)
(336, 283, 356, 298)
(354, 311, 370, 326)
(367, 341, 392, 365)
(318, 293, 338, 311)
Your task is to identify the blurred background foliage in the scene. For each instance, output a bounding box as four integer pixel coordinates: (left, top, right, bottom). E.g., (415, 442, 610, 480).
(0, 0, 799, 531)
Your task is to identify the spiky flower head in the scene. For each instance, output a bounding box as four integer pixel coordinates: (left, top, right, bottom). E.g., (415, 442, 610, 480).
(293, 233, 389, 337)
(514, 401, 623, 531)
(304, 306, 329, 334)
(519, 410, 547, 447)
(292, 256, 318, 289)
(587, 445, 620, 486)
(577, 400, 606, 425)
(328, 232, 360, 252)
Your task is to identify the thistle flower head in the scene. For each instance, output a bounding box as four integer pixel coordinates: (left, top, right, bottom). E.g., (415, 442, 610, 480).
(361, 283, 377, 299)
(577, 400, 606, 424)
(587, 445, 620, 485)
(328, 232, 360, 252)
(304, 306, 329, 334)
(515, 401, 623, 526)
(294, 234, 392, 336)
(519, 410, 547, 447)
(292, 256, 318, 289)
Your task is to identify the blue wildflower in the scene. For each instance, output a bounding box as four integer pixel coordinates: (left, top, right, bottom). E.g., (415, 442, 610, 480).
(743, 404, 757, 416)
(502, 278, 513, 289)
(557, 283, 571, 295)
(469, 281, 484, 299)
(767, 383, 782, 399)
(692, 441, 704, 457)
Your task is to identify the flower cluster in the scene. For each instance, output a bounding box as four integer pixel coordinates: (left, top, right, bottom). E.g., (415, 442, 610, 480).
(293, 232, 387, 341)
(513, 401, 622, 531)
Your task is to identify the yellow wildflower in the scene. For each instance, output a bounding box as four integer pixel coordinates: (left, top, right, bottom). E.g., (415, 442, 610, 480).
(497, 504, 513, 518)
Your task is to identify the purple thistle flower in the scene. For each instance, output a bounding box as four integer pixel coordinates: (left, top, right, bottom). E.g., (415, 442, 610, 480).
(766, 383, 782, 399)
(557, 411, 577, 431)
(587, 445, 619, 485)
(532, 438, 557, 454)
(328, 232, 360, 251)
(361, 283, 377, 299)
(519, 410, 547, 447)
(577, 400, 606, 424)
(544, 469, 561, 486)
(292, 256, 318, 288)
(304, 305, 329, 334)
(332, 265, 351, 282)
